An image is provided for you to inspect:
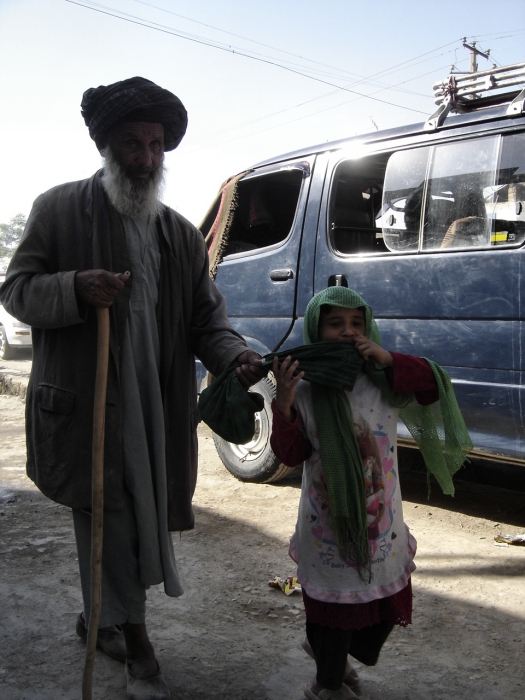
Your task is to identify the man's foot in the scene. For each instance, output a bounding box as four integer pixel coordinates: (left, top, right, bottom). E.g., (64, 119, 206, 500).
(304, 679, 358, 700)
(122, 622, 159, 679)
(125, 661, 171, 700)
(76, 612, 127, 662)
(301, 636, 359, 688)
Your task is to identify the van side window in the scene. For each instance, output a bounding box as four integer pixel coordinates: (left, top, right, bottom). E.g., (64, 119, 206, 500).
(329, 155, 389, 254)
(381, 133, 525, 253)
(381, 147, 429, 252)
(489, 133, 525, 247)
(222, 170, 304, 257)
(422, 137, 499, 250)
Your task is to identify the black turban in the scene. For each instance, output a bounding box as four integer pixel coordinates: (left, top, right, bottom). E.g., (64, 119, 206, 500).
(81, 77, 188, 151)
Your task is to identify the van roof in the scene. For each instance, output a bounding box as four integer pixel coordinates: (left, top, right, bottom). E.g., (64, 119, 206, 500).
(253, 93, 524, 168)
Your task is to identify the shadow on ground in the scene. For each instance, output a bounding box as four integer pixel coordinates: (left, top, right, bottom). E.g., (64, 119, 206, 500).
(0, 481, 524, 700)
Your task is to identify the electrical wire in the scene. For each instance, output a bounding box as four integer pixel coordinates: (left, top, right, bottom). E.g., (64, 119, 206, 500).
(64, 1, 523, 149)
(69, 1, 371, 83)
(129, 0, 373, 80)
(127, 0, 483, 92)
(65, 0, 432, 115)
(180, 58, 466, 153)
(130, 0, 470, 90)
(131, 0, 525, 84)
(469, 28, 525, 39)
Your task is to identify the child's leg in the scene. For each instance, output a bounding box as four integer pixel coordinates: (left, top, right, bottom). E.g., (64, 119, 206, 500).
(306, 621, 353, 690)
(348, 620, 393, 666)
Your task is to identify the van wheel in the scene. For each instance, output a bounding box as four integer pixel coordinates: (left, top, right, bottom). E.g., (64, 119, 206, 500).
(0, 326, 16, 360)
(212, 375, 297, 483)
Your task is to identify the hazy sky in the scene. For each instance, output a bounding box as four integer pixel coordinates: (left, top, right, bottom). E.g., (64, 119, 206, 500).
(1, 0, 524, 226)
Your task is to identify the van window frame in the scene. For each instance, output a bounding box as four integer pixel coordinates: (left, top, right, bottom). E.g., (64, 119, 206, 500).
(220, 158, 312, 261)
(326, 151, 391, 258)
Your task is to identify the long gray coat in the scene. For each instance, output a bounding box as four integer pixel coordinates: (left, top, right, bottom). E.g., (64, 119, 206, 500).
(0, 171, 246, 531)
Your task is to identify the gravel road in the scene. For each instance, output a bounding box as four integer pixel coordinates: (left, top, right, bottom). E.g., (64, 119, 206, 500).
(1, 388, 524, 700)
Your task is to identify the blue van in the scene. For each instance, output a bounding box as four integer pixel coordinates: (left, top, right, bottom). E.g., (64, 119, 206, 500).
(198, 63, 525, 484)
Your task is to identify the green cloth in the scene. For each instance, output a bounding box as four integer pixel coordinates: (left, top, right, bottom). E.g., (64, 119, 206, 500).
(197, 367, 265, 445)
(261, 342, 365, 390)
(198, 342, 364, 445)
(303, 286, 473, 576)
(310, 383, 371, 571)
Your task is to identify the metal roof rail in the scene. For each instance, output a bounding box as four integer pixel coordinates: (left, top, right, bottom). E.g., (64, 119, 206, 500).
(424, 62, 525, 132)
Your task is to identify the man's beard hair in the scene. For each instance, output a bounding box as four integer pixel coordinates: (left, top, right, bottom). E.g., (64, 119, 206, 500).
(101, 147, 166, 219)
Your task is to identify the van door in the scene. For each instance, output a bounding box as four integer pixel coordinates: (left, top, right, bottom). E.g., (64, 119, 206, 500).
(214, 156, 315, 353)
(313, 132, 525, 461)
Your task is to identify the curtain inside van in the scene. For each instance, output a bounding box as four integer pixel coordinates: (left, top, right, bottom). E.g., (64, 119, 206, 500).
(198, 170, 251, 279)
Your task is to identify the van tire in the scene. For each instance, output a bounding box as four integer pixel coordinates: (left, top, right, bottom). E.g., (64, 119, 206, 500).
(212, 375, 297, 483)
(0, 325, 16, 360)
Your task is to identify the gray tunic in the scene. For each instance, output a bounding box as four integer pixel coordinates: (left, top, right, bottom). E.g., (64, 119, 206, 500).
(119, 213, 183, 598)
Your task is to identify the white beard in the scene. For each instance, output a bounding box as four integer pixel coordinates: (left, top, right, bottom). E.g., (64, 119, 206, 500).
(101, 148, 166, 220)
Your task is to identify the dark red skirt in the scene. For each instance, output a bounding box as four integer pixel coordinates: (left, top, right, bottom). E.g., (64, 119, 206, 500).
(302, 579, 413, 631)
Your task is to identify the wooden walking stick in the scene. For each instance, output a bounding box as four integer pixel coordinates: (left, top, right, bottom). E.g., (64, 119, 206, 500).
(82, 306, 110, 700)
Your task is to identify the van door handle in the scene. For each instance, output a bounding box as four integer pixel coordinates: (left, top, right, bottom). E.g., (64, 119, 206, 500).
(270, 269, 294, 281)
(328, 274, 348, 287)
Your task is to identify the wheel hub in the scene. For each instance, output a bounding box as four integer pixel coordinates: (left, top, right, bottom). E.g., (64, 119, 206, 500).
(230, 410, 269, 462)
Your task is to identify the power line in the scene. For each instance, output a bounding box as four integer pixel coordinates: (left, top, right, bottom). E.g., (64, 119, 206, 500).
(66, 0, 430, 115)
(469, 28, 525, 39)
(178, 50, 473, 151)
(129, 0, 370, 81)
(68, 2, 487, 111)
(180, 58, 464, 153)
(72, 1, 369, 83)
(66, 1, 522, 140)
(131, 0, 525, 77)
(72, 0, 451, 89)
(128, 0, 469, 90)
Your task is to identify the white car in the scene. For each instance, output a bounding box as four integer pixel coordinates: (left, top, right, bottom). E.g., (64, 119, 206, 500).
(0, 303, 32, 359)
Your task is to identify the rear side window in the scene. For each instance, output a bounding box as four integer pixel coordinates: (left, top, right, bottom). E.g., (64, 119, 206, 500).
(332, 131, 525, 255)
(491, 133, 525, 246)
(422, 136, 499, 250)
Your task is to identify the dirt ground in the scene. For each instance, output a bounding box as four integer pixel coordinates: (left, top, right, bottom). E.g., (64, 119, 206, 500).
(1, 360, 525, 699)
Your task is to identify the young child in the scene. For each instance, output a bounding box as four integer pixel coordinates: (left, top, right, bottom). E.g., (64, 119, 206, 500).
(270, 287, 470, 700)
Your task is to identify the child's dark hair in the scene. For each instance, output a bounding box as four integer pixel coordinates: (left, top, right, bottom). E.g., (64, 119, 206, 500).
(319, 304, 334, 322)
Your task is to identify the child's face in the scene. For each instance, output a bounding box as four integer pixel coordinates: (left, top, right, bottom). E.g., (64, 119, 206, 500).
(319, 307, 366, 343)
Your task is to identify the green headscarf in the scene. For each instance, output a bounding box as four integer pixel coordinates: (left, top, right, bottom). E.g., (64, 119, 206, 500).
(303, 287, 473, 578)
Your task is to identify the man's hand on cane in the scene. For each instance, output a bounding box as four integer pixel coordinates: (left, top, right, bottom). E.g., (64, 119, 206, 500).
(75, 270, 130, 307)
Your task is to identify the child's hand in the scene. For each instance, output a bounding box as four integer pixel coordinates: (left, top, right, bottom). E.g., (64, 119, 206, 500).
(354, 335, 393, 366)
(272, 355, 304, 422)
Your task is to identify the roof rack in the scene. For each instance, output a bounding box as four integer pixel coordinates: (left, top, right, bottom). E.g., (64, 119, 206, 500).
(424, 62, 525, 131)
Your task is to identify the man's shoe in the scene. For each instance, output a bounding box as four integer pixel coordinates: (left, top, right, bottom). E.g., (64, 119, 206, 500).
(301, 636, 359, 688)
(304, 679, 358, 700)
(76, 612, 127, 662)
(125, 661, 171, 700)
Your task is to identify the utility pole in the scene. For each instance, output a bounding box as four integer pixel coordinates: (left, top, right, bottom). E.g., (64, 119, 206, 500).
(462, 38, 490, 73)
(450, 40, 492, 76)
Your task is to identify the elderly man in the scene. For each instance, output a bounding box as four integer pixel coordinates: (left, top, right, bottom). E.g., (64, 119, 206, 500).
(0, 77, 263, 699)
